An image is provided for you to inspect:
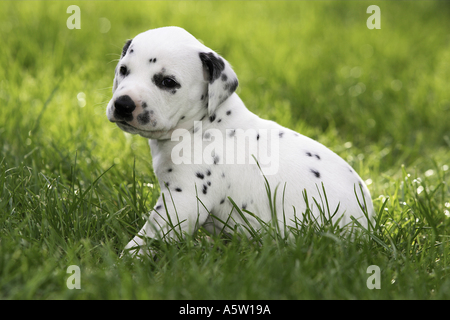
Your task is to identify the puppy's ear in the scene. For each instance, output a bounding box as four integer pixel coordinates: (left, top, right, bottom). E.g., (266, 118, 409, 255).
(121, 39, 133, 58)
(199, 52, 238, 115)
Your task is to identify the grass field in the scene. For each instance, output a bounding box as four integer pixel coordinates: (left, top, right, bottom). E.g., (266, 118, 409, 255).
(0, 1, 449, 300)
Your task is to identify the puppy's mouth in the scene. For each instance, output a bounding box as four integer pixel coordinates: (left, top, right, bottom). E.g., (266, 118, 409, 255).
(117, 121, 158, 132)
(118, 121, 136, 129)
(114, 120, 170, 139)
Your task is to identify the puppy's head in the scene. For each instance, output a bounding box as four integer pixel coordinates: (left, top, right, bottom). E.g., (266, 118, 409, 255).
(106, 26, 238, 139)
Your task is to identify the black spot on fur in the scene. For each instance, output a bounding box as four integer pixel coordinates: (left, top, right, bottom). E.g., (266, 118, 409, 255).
(206, 169, 211, 176)
(229, 129, 236, 138)
(221, 172, 225, 178)
(180, 116, 185, 120)
(226, 110, 231, 116)
(200, 115, 206, 121)
(221, 73, 228, 82)
(196, 172, 204, 179)
(202, 184, 208, 194)
(199, 52, 225, 83)
(149, 58, 157, 63)
(204, 132, 211, 140)
(164, 182, 170, 187)
(137, 110, 150, 125)
(209, 113, 216, 122)
(279, 131, 284, 138)
(207, 181, 211, 186)
(155, 204, 162, 210)
(218, 119, 222, 123)
(242, 203, 247, 210)
(121, 39, 132, 58)
(257, 133, 260, 141)
(213, 155, 219, 165)
(168, 168, 173, 172)
(315, 154, 321, 160)
(175, 187, 182, 192)
(142, 102, 147, 108)
(306, 152, 312, 157)
(226, 79, 239, 93)
(220, 198, 225, 204)
(310, 169, 321, 178)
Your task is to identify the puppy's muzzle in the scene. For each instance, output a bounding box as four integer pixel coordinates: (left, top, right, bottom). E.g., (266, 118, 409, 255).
(114, 95, 136, 121)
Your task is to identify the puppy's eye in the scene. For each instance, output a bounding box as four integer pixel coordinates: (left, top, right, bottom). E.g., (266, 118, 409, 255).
(152, 74, 181, 92)
(119, 66, 128, 76)
(161, 77, 179, 88)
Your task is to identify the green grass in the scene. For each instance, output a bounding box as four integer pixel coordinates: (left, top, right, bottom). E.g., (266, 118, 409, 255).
(1, 0, 449, 300)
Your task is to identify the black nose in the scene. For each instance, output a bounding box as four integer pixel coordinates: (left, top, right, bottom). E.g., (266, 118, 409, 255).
(114, 95, 136, 115)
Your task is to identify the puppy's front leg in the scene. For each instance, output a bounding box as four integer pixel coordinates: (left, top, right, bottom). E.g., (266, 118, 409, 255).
(123, 191, 210, 258)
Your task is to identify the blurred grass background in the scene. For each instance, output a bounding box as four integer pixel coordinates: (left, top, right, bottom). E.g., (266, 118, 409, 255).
(0, 1, 449, 299)
(2, 1, 449, 176)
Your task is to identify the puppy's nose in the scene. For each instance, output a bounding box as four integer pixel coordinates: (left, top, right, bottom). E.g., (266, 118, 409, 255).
(114, 95, 136, 115)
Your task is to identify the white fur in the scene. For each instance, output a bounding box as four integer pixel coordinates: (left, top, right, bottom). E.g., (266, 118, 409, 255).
(106, 27, 374, 256)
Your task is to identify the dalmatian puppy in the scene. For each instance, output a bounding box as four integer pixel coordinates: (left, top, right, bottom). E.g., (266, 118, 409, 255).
(106, 26, 374, 256)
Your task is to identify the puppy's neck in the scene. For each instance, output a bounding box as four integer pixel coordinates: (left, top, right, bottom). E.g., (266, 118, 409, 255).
(152, 94, 251, 143)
